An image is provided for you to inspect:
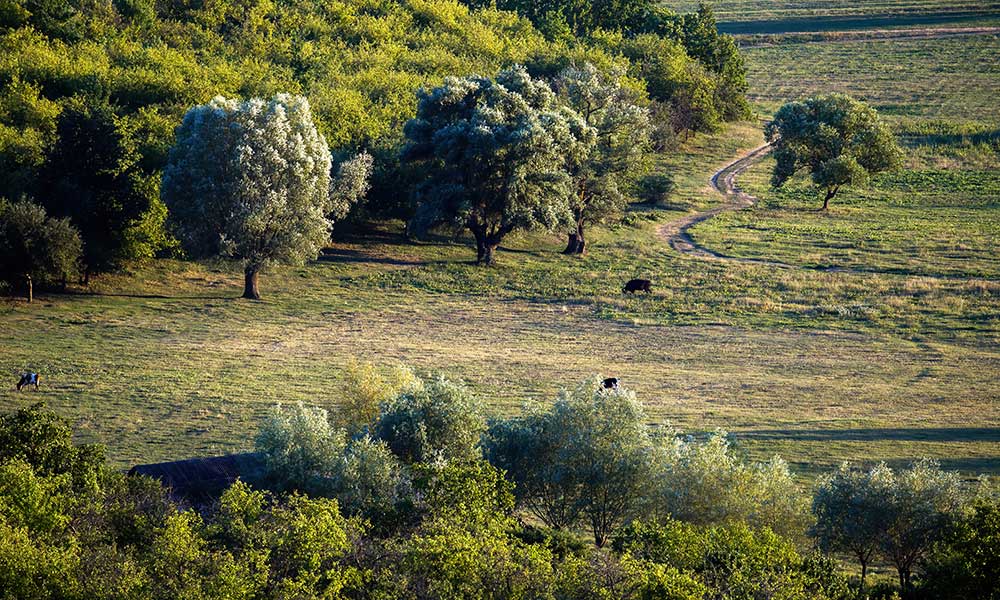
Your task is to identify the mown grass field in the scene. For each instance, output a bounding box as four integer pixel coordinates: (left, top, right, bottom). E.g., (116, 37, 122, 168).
(664, 0, 1000, 33)
(2, 13, 998, 480)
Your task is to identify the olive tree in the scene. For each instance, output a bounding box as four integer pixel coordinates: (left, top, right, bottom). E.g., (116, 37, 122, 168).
(879, 460, 965, 591)
(255, 402, 410, 523)
(402, 66, 592, 265)
(375, 375, 486, 464)
(487, 377, 658, 546)
(766, 94, 902, 210)
(655, 430, 810, 539)
(812, 460, 965, 592)
(162, 94, 369, 299)
(255, 402, 346, 494)
(811, 462, 895, 590)
(553, 63, 651, 254)
(0, 199, 81, 302)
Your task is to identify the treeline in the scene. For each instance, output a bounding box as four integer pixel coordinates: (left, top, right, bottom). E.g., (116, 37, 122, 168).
(1, 368, 997, 599)
(0, 0, 748, 296)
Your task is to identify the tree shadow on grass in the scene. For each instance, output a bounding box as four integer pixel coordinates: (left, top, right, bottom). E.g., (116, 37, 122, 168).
(61, 291, 237, 300)
(743, 427, 1000, 443)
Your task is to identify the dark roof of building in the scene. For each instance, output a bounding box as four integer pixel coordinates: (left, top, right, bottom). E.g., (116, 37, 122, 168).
(128, 452, 267, 504)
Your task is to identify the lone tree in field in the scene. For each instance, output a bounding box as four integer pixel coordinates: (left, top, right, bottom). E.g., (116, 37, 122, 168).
(0, 199, 81, 302)
(554, 63, 651, 254)
(163, 94, 367, 299)
(766, 94, 902, 210)
(402, 66, 592, 265)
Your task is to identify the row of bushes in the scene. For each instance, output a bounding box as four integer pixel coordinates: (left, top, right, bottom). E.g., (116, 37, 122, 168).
(1, 369, 997, 599)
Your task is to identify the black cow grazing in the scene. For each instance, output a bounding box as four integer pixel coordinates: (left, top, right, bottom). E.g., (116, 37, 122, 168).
(623, 278, 652, 294)
(17, 372, 39, 391)
(602, 377, 619, 390)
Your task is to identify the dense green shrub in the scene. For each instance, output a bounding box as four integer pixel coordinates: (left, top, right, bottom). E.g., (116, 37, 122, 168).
(375, 374, 486, 463)
(0, 395, 992, 600)
(0, 199, 81, 300)
(920, 497, 1000, 600)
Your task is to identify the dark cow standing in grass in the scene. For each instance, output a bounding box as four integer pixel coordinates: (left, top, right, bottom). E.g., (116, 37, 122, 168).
(623, 279, 652, 294)
(17, 372, 39, 391)
(602, 377, 619, 390)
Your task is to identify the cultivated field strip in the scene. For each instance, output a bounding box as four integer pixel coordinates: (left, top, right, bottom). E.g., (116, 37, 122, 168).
(663, 0, 1000, 22)
(743, 34, 1000, 124)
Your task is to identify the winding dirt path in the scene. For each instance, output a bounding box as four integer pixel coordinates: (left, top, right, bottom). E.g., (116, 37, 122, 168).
(659, 143, 786, 267)
(657, 144, 993, 281)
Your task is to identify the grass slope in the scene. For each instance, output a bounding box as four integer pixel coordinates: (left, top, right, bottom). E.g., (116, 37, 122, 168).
(2, 120, 997, 477)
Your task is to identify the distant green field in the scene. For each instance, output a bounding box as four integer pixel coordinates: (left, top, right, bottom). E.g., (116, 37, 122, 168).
(663, 0, 1000, 27)
(743, 34, 1000, 126)
(694, 156, 1000, 278)
(690, 29, 1000, 279)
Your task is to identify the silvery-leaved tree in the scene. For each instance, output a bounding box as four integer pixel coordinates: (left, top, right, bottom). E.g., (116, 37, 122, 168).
(402, 66, 593, 265)
(766, 93, 902, 210)
(554, 63, 651, 254)
(162, 94, 370, 299)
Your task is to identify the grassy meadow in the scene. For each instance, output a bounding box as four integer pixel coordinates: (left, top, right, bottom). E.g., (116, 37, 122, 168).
(664, 0, 1000, 33)
(2, 9, 999, 481)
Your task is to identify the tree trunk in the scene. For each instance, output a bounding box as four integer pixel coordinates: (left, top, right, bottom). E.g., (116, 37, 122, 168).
(480, 243, 498, 266)
(472, 227, 487, 264)
(563, 233, 580, 254)
(822, 187, 838, 211)
(243, 265, 261, 300)
(562, 222, 587, 255)
(83, 269, 91, 286)
(25, 274, 32, 303)
(859, 560, 867, 592)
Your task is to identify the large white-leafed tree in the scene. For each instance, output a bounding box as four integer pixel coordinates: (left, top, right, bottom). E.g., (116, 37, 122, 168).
(162, 94, 368, 299)
(554, 63, 651, 254)
(402, 66, 593, 265)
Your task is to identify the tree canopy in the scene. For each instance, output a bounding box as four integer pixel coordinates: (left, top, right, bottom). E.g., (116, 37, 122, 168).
(402, 65, 592, 264)
(0, 199, 80, 301)
(766, 93, 903, 210)
(554, 62, 651, 254)
(162, 94, 365, 299)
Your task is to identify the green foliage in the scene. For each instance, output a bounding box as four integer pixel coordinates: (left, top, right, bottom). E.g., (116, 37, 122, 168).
(255, 402, 347, 495)
(920, 498, 1000, 600)
(487, 377, 658, 546)
(402, 65, 589, 264)
(162, 94, 339, 299)
(336, 435, 411, 527)
(614, 519, 852, 600)
(0, 403, 102, 490)
(0, 400, 988, 600)
(656, 430, 811, 538)
(0, 77, 59, 199)
(400, 460, 556, 600)
(812, 460, 966, 591)
(554, 62, 651, 253)
(480, 0, 656, 36)
(375, 374, 486, 464)
(0, 198, 81, 299)
(811, 462, 895, 588)
(766, 93, 903, 208)
(39, 100, 163, 275)
(337, 360, 421, 436)
(879, 460, 966, 591)
(636, 172, 677, 205)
